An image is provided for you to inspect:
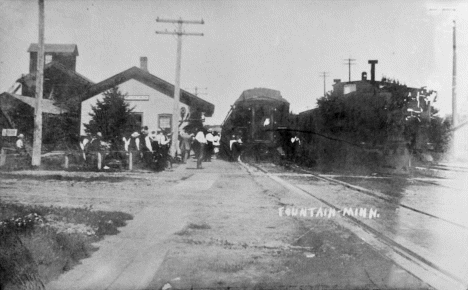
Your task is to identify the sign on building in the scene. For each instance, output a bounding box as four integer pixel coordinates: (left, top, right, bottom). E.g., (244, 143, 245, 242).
(2, 129, 18, 137)
(124, 95, 149, 101)
(159, 114, 172, 130)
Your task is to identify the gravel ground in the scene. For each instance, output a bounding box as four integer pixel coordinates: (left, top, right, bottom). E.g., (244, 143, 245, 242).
(0, 160, 432, 289)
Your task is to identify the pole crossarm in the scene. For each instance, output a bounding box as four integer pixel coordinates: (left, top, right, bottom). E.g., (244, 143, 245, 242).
(156, 17, 204, 24)
(185, 87, 208, 96)
(155, 31, 204, 36)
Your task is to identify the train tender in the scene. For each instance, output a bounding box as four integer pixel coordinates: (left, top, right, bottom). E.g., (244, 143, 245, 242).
(220, 88, 290, 161)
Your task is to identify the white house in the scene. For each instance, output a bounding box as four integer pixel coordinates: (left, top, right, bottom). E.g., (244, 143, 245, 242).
(80, 57, 214, 135)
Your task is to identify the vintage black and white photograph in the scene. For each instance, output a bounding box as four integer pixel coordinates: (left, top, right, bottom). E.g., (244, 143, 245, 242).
(0, 0, 467, 289)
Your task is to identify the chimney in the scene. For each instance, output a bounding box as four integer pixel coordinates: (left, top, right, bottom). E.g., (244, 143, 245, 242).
(140, 57, 148, 72)
(368, 60, 378, 82)
(333, 79, 341, 84)
(361, 72, 367, 81)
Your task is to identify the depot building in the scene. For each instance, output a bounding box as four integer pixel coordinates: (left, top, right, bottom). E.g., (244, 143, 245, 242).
(80, 57, 214, 135)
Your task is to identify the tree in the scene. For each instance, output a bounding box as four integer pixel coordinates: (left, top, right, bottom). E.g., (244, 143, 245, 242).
(84, 87, 139, 149)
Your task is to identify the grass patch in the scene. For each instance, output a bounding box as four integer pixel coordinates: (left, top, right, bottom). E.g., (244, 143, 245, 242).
(0, 173, 136, 183)
(175, 222, 211, 236)
(0, 203, 133, 289)
(187, 222, 211, 230)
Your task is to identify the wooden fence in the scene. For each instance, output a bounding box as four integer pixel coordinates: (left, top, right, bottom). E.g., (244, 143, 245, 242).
(0, 149, 139, 171)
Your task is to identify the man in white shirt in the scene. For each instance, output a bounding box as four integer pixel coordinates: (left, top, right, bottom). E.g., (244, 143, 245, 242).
(139, 126, 153, 167)
(179, 129, 193, 163)
(195, 128, 206, 169)
(16, 134, 28, 156)
(212, 132, 220, 158)
(204, 129, 214, 162)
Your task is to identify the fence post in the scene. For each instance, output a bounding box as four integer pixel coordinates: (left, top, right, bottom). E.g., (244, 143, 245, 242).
(64, 153, 69, 169)
(0, 148, 6, 167)
(97, 152, 102, 170)
(128, 152, 133, 171)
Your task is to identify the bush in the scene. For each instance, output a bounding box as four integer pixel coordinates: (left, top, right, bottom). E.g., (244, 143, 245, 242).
(0, 204, 133, 288)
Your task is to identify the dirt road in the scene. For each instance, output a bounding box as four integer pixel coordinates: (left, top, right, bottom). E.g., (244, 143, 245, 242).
(0, 159, 431, 289)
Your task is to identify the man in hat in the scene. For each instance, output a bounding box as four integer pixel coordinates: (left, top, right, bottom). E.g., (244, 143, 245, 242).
(139, 126, 153, 167)
(179, 128, 194, 163)
(124, 131, 140, 164)
(194, 127, 206, 169)
(16, 134, 28, 156)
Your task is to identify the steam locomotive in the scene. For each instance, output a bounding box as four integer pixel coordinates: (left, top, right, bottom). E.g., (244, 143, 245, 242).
(220, 88, 290, 160)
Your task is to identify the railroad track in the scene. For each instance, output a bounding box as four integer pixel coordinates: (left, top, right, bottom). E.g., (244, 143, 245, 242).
(239, 158, 468, 290)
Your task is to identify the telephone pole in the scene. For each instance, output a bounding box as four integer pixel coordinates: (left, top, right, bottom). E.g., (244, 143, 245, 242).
(155, 17, 204, 157)
(429, 7, 457, 154)
(452, 20, 457, 128)
(319, 72, 329, 97)
(343, 58, 356, 82)
(32, 0, 45, 166)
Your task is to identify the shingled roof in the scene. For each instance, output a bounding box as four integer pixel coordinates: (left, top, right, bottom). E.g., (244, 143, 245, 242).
(28, 43, 78, 56)
(18, 61, 94, 86)
(84, 66, 215, 117)
(0, 92, 68, 114)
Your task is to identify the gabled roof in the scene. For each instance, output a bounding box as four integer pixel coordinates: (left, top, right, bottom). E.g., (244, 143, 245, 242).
(84, 66, 215, 116)
(18, 61, 94, 86)
(28, 43, 78, 56)
(0, 92, 68, 114)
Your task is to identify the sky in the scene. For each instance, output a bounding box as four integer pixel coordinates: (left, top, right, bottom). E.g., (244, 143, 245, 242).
(0, 0, 467, 125)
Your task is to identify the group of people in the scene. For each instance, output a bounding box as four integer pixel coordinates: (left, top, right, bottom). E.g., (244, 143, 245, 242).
(188, 127, 220, 169)
(79, 126, 221, 170)
(121, 126, 173, 168)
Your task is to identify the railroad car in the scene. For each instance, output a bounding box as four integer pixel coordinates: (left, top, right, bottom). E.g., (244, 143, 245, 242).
(220, 88, 290, 161)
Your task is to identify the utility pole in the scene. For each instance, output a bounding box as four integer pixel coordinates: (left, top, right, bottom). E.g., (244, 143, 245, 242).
(428, 7, 457, 155)
(32, 0, 45, 166)
(155, 17, 204, 157)
(343, 58, 356, 82)
(451, 19, 457, 155)
(319, 72, 329, 97)
(452, 20, 457, 128)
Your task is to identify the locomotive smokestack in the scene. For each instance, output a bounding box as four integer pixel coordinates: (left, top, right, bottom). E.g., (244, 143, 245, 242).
(368, 60, 378, 82)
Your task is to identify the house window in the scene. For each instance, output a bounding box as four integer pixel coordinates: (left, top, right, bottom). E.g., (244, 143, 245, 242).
(158, 114, 172, 130)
